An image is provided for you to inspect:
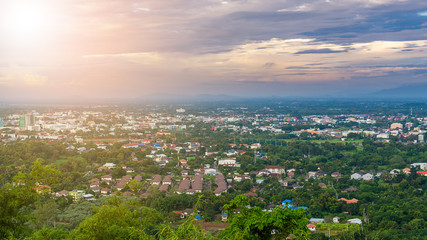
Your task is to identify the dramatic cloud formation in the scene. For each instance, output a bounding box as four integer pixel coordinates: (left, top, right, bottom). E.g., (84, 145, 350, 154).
(0, 0, 426, 100)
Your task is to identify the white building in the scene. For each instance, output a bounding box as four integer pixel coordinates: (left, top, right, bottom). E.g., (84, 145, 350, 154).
(103, 163, 116, 169)
(362, 173, 374, 181)
(411, 163, 427, 170)
(351, 173, 363, 180)
(218, 158, 237, 167)
(333, 216, 340, 223)
(264, 166, 286, 174)
(376, 133, 390, 139)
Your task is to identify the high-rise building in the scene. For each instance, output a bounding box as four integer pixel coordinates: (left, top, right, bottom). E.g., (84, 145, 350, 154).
(24, 114, 35, 126)
(20, 114, 35, 129)
(0, 117, 4, 127)
(419, 134, 425, 143)
(19, 116, 26, 128)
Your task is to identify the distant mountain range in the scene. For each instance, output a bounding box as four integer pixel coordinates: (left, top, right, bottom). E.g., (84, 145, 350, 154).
(371, 83, 427, 99)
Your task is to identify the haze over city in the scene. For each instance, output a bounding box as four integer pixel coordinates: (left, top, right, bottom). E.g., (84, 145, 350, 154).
(1, 0, 426, 101)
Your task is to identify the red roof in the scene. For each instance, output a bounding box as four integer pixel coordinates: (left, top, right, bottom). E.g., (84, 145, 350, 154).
(338, 198, 359, 204)
(245, 192, 258, 197)
(307, 224, 317, 228)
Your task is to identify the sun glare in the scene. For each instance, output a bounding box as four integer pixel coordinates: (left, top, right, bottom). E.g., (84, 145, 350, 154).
(2, 1, 53, 40)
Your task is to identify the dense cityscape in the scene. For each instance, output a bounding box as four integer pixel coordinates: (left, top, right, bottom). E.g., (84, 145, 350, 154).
(0, 100, 425, 239)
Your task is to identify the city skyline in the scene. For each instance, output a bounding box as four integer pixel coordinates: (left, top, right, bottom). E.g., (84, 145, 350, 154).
(1, 0, 426, 101)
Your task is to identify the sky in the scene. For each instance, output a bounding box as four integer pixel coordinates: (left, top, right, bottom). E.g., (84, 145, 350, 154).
(0, 0, 426, 101)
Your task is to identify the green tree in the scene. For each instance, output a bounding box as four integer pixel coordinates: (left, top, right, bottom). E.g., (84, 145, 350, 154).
(0, 182, 37, 238)
(111, 167, 126, 180)
(32, 200, 60, 229)
(29, 227, 69, 240)
(29, 158, 61, 185)
(72, 197, 164, 240)
(221, 195, 309, 240)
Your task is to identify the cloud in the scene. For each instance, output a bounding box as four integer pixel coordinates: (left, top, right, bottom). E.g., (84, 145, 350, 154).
(0, 66, 47, 87)
(82, 38, 426, 86)
(301, 8, 427, 41)
(295, 48, 349, 54)
(263, 62, 276, 68)
(1, 0, 426, 99)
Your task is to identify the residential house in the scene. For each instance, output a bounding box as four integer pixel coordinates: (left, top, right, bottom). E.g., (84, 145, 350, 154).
(376, 170, 388, 178)
(103, 163, 116, 169)
(89, 181, 99, 188)
(140, 192, 150, 198)
(151, 175, 162, 185)
(82, 194, 95, 201)
(205, 151, 219, 156)
(250, 143, 261, 149)
(101, 175, 113, 182)
(218, 158, 237, 167)
(115, 182, 126, 191)
(179, 159, 190, 169)
(342, 187, 359, 192)
(91, 186, 101, 193)
(264, 166, 286, 174)
(172, 211, 185, 219)
(181, 170, 189, 176)
(347, 218, 362, 225)
(55, 190, 69, 197)
(204, 168, 217, 175)
(162, 175, 173, 185)
(214, 174, 227, 196)
(35, 185, 51, 194)
(309, 218, 325, 223)
(134, 175, 143, 182)
(69, 190, 85, 202)
(333, 217, 340, 223)
(350, 173, 364, 180)
(308, 171, 318, 178)
(122, 143, 139, 149)
(121, 175, 132, 182)
(191, 175, 204, 193)
(411, 163, 427, 170)
(159, 184, 169, 192)
(307, 224, 317, 231)
(362, 173, 374, 180)
(101, 188, 110, 195)
(338, 198, 359, 204)
(176, 179, 190, 194)
(257, 169, 271, 176)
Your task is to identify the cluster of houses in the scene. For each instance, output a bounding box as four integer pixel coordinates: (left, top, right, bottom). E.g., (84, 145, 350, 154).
(175, 175, 203, 195)
(351, 163, 427, 180)
(307, 217, 363, 232)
